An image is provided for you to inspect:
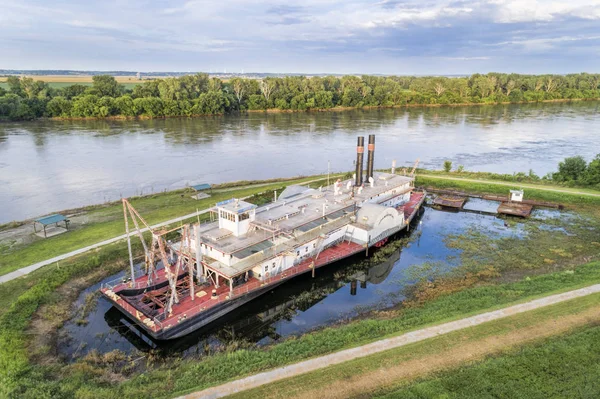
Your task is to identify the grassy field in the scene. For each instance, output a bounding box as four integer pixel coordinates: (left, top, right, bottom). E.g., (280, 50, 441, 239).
(0, 75, 145, 90)
(0, 174, 335, 277)
(231, 291, 600, 399)
(375, 308, 600, 398)
(415, 174, 600, 207)
(418, 171, 600, 196)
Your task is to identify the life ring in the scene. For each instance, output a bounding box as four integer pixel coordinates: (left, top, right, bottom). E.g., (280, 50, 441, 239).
(265, 272, 270, 278)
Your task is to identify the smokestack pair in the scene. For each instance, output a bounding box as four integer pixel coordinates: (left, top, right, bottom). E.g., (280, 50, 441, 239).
(355, 135, 375, 186)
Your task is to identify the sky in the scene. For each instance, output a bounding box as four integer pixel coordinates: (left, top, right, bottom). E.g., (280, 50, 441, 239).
(1, 0, 600, 75)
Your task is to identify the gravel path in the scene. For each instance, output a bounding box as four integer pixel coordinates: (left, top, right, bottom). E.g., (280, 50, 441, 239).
(179, 283, 600, 399)
(0, 208, 211, 284)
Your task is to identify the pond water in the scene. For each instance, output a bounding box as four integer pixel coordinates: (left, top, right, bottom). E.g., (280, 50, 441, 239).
(2, 101, 600, 223)
(58, 202, 558, 362)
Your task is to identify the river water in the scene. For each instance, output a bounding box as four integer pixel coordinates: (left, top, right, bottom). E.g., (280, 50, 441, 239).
(1, 101, 599, 223)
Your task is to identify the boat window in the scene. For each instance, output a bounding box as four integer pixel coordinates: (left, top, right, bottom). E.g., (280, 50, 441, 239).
(305, 247, 308, 253)
(265, 265, 269, 271)
(296, 251, 300, 256)
(272, 262, 276, 268)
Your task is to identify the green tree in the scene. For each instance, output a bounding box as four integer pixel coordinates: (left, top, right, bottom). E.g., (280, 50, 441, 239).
(246, 94, 267, 110)
(443, 160, 453, 173)
(133, 97, 164, 117)
(91, 75, 123, 97)
(46, 97, 72, 117)
(114, 96, 137, 117)
(0, 94, 22, 119)
(71, 94, 99, 117)
(133, 80, 160, 98)
(61, 84, 88, 99)
(553, 156, 587, 182)
(583, 154, 600, 186)
(20, 78, 50, 99)
(96, 96, 116, 117)
(6, 76, 23, 96)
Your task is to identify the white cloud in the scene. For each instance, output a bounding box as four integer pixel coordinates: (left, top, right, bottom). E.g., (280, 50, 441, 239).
(488, 0, 600, 23)
(1, 0, 600, 72)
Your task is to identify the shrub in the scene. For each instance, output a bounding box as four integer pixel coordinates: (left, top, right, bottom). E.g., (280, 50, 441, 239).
(443, 160, 453, 173)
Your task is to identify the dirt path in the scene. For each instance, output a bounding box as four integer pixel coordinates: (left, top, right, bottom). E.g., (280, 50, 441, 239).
(419, 174, 600, 197)
(178, 283, 600, 399)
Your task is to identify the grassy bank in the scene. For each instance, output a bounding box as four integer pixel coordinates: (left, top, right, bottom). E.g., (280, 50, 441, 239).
(418, 169, 600, 192)
(416, 174, 600, 207)
(232, 291, 600, 399)
(0, 174, 336, 276)
(375, 306, 600, 398)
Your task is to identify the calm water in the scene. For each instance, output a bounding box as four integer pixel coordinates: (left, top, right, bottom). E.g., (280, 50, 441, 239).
(59, 201, 547, 362)
(2, 102, 599, 223)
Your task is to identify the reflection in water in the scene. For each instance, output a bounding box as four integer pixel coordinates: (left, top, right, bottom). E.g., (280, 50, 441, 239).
(71, 243, 398, 359)
(3, 101, 600, 223)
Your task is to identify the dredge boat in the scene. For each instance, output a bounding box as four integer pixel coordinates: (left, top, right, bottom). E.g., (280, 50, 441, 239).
(101, 135, 426, 340)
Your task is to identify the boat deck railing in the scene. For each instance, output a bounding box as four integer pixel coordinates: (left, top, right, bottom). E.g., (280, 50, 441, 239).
(224, 213, 355, 275)
(151, 239, 365, 332)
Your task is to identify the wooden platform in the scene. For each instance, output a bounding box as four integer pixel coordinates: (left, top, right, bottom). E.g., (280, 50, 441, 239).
(424, 187, 563, 209)
(497, 201, 533, 217)
(432, 195, 467, 209)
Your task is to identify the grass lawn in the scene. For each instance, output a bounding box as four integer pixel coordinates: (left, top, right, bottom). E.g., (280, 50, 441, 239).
(418, 172, 600, 196)
(375, 306, 600, 398)
(415, 175, 600, 208)
(231, 292, 600, 399)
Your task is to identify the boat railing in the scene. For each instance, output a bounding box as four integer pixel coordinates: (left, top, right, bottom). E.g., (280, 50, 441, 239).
(101, 269, 149, 291)
(153, 240, 361, 332)
(368, 224, 405, 246)
(229, 214, 355, 273)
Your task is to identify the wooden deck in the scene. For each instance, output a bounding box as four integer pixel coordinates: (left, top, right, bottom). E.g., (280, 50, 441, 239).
(497, 201, 534, 217)
(432, 195, 467, 209)
(425, 187, 563, 209)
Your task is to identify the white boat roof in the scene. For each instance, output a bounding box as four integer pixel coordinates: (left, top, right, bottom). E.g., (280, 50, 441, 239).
(197, 172, 413, 261)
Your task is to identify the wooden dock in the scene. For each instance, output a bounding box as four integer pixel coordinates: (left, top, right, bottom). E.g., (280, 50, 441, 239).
(497, 202, 534, 217)
(432, 195, 467, 210)
(424, 188, 563, 209)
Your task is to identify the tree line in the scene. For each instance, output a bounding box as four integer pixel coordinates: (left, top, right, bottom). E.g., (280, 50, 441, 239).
(1, 72, 600, 121)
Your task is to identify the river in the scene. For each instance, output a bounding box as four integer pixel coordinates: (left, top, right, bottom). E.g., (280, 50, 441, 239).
(1, 101, 599, 223)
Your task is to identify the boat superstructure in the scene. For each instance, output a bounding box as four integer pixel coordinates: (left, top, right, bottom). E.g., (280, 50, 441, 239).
(101, 135, 425, 339)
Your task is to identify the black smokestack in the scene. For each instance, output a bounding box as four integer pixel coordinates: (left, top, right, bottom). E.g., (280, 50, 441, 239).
(355, 136, 364, 186)
(366, 134, 375, 180)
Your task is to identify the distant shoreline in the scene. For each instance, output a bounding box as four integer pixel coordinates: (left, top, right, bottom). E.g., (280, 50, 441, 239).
(14, 97, 596, 122)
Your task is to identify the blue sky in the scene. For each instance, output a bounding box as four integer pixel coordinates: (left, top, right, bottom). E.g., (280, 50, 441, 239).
(1, 0, 600, 74)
